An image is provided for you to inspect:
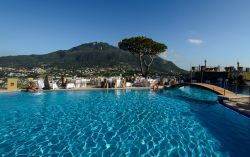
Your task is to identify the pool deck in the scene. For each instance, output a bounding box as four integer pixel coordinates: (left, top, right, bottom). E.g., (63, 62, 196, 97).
(173, 83, 250, 118)
(174, 83, 237, 97)
(0, 86, 160, 93)
(53, 86, 153, 91)
(0, 89, 18, 93)
(193, 83, 237, 97)
(195, 83, 250, 117)
(219, 95, 250, 118)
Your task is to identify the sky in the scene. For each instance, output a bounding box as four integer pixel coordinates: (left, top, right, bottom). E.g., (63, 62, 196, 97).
(0, 0, 250, 70)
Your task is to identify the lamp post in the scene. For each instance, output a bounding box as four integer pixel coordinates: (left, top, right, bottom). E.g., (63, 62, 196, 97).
(234, 68, 239, 94)
(201, 68, 204, 83)
(224, 79, 228, 96)
(248, 86, 250, 104)
(190, 67, 193, 83)
(224, 81, 226, 95)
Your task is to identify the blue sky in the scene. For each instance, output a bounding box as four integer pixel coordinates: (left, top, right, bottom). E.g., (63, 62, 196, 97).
(0, 0, 249, 70)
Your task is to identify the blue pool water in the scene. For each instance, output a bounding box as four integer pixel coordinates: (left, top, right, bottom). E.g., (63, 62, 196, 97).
(0, 89, 249, 157)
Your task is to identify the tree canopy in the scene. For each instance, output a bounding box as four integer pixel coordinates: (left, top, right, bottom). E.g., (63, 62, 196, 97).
(118, 36, 167, 77)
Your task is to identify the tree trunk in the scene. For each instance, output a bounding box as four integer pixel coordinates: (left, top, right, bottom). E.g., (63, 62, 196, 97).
(139, 54, 145, 77)
(44, 75, 51, 90)
(144, 65, 150, 78)
(142, 55, 154, 78)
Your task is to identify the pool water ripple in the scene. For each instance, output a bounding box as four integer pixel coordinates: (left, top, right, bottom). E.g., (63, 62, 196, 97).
(0, 89, 249, 156)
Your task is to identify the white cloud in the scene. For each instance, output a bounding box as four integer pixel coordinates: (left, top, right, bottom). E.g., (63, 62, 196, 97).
(159, 50, 168, 60)
(159, 49, 192, 70)
(187, 38, 204, 45)
(159, 49, 181, 62)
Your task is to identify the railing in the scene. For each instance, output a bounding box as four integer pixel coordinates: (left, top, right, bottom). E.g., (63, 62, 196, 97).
(188, 80, 250, 102)
(209, 83, 250, 103)
(218, 84, 249, 95)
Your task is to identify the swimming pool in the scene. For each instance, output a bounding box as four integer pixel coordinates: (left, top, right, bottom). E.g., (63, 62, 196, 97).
(0, 89, 249, 156)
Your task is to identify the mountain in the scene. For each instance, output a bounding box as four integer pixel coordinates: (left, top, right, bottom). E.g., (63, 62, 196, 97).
(0, 42, 187, 76)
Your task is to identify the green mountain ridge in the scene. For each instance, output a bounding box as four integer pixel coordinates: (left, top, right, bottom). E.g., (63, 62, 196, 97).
(0, 42, 187, 76)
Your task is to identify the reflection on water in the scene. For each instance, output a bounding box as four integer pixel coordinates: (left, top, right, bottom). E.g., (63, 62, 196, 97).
(172, 86, 218, 102)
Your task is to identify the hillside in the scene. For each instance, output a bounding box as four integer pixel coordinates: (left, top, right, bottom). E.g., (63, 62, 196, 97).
(0, 42, 187, 76)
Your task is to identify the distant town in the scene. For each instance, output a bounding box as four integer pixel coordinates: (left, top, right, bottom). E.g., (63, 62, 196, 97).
(0, 65, 128, 88)
(1, 60, 250, 91)
(0, 65, 184, 89)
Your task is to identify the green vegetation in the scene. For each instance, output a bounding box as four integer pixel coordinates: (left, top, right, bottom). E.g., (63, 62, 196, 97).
(119, 36, 167, 78)
(0, 42, 187, 77)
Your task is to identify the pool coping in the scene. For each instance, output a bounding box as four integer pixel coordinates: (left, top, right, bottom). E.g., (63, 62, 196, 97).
(219, 98, 250, 118)
(52, 87, 152, 91)
(0, 87, 159, 93)
(0, 90, 21, 93)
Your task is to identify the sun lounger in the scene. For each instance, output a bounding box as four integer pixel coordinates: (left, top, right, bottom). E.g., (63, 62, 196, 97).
(126, 82, 132, 87)
(66, 83, 75, 89)
(51, 83, 58, 89)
